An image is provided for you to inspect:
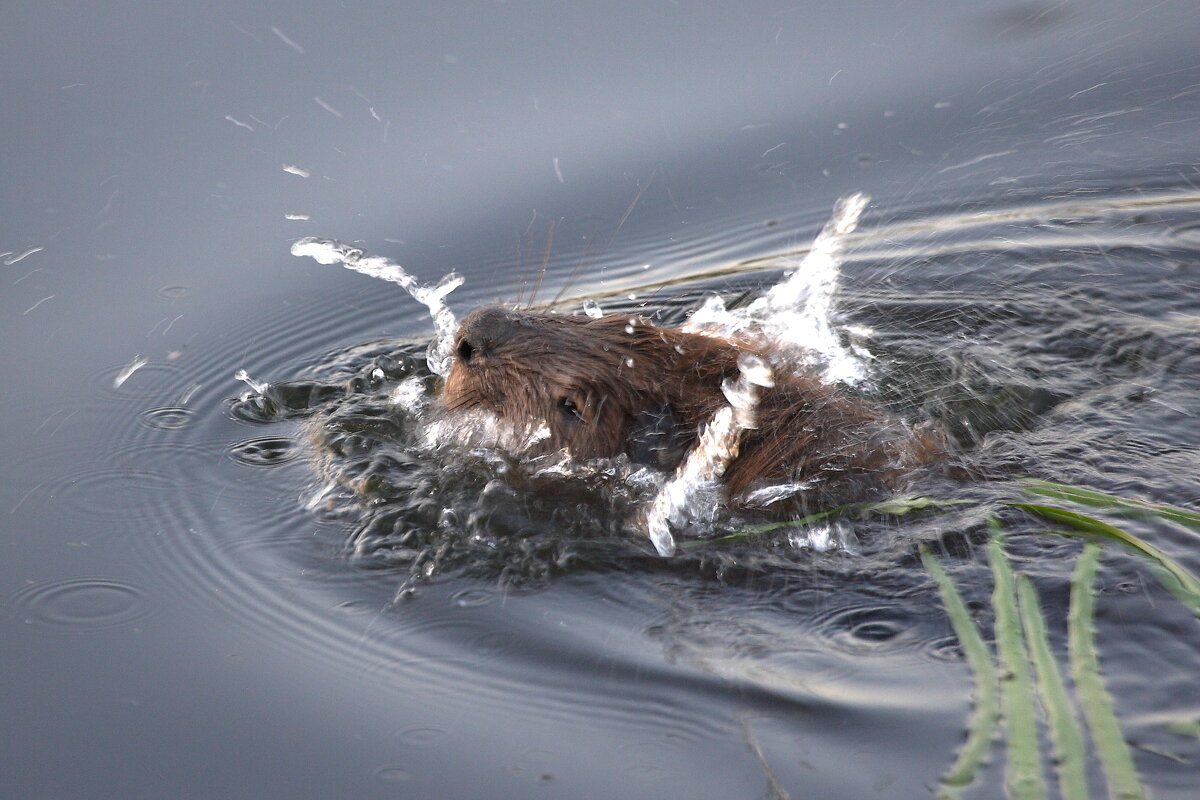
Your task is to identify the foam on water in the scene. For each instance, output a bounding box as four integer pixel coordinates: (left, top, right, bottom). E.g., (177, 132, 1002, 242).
(290, 237, 464, 376)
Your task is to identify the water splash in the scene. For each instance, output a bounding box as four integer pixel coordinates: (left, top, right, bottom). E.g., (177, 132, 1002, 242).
(643, 194, 869, 555)
(389, 376, 429, 413)
(291, 197, 869, 558)
(234, 369, 269, 394)
(113, 355, 148, 389)
(290, 237, 464, 376)
(684, 192, 870, 384)
(642, 353, 774, 556)
(420, 409, 552, 455)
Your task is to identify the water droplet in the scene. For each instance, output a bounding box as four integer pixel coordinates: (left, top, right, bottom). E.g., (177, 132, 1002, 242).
(113, 355, 148, 388)
(374, 766, 413, 783)
(395, 726, 448, 748)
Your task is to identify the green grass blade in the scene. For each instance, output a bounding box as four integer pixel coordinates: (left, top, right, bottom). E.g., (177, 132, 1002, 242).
(920, 546, 1000, 797)
(1016, 574, 1089, 800)
(1165, 718, 1200, 738)
(1068, 542, 1147, 800)
(863, 496, 977, 515)
(1019, 478, 1200, 531)
(988, 533, 1048, 800)
(1011, 503, 1200, 619)
(698, 496, 977, 548)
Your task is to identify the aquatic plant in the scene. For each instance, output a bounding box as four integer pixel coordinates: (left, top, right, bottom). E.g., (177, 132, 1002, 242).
(714, 477, 1198, 798)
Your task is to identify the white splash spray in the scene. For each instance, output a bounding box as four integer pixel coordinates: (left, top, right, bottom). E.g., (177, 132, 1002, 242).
(389, 376, 429, 414)
(114, 355, 148, 389)
(234, 368, 269, 394)
(290, 237, 464, 375)
(642, 353, 774, 556)
(684, 192, 870, 384)
(643, 194, 870, 555)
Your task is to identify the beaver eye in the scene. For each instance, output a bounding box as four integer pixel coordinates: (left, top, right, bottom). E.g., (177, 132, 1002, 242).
(559, 397, 583, 423)
(456, 339, 475, 363)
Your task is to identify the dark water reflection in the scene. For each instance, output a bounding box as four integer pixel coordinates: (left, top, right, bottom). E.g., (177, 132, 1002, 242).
(4, 2, 1200, 798)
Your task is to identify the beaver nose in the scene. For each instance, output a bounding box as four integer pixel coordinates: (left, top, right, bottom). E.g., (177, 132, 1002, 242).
(455, 306, 523, 363)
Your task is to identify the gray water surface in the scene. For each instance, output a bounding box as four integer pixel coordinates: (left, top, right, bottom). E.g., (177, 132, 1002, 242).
(3, 2, 1200, 798)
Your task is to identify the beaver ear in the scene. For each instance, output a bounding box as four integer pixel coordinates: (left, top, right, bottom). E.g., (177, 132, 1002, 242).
(625, 404, 692, 470)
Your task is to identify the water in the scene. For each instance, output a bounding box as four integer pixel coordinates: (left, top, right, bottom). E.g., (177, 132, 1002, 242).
(4, 2, 1200, 798)
(290, 237, 464, 375)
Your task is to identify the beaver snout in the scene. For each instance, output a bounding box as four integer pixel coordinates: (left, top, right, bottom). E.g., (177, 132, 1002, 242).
(453, 307, 529, 365)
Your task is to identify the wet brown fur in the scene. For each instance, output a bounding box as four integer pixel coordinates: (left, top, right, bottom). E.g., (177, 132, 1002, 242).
(441, 307, 940, 501)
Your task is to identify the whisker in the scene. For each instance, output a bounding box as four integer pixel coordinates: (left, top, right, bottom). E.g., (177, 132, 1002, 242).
(552, 170, 656, 308)
(528, 218, 557, 309)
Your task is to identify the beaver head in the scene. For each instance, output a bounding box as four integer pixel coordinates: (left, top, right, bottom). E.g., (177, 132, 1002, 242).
(440, 306, 749, 470)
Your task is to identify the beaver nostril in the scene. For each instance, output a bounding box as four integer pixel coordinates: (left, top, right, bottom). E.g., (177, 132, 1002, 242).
(457, 339, 475, 363)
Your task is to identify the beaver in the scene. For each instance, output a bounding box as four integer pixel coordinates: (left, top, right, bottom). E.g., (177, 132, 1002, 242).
(439, 306, 941, 506)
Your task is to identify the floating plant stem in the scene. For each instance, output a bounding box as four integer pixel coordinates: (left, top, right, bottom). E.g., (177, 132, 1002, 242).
(920, 546, 1000, 798)
(1019, 478, 1200, 532)
(866, 495, 977, 515)
(738, 715, 790, 800)
(692, 496, 975, 548)
(988, 532, 1048, 800)
(1165, 718, 1200, 738)
(1016, 573, 1089, 800)
(1012, 503, 1200, 620)
(1068, 542, 1147, 800)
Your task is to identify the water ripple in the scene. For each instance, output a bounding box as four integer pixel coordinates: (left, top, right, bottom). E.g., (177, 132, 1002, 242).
(75, 178, 1200, 759)
(11, 578, 151, 632)
(139, 406, 193, 430)
(227, 436, 302, 467)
